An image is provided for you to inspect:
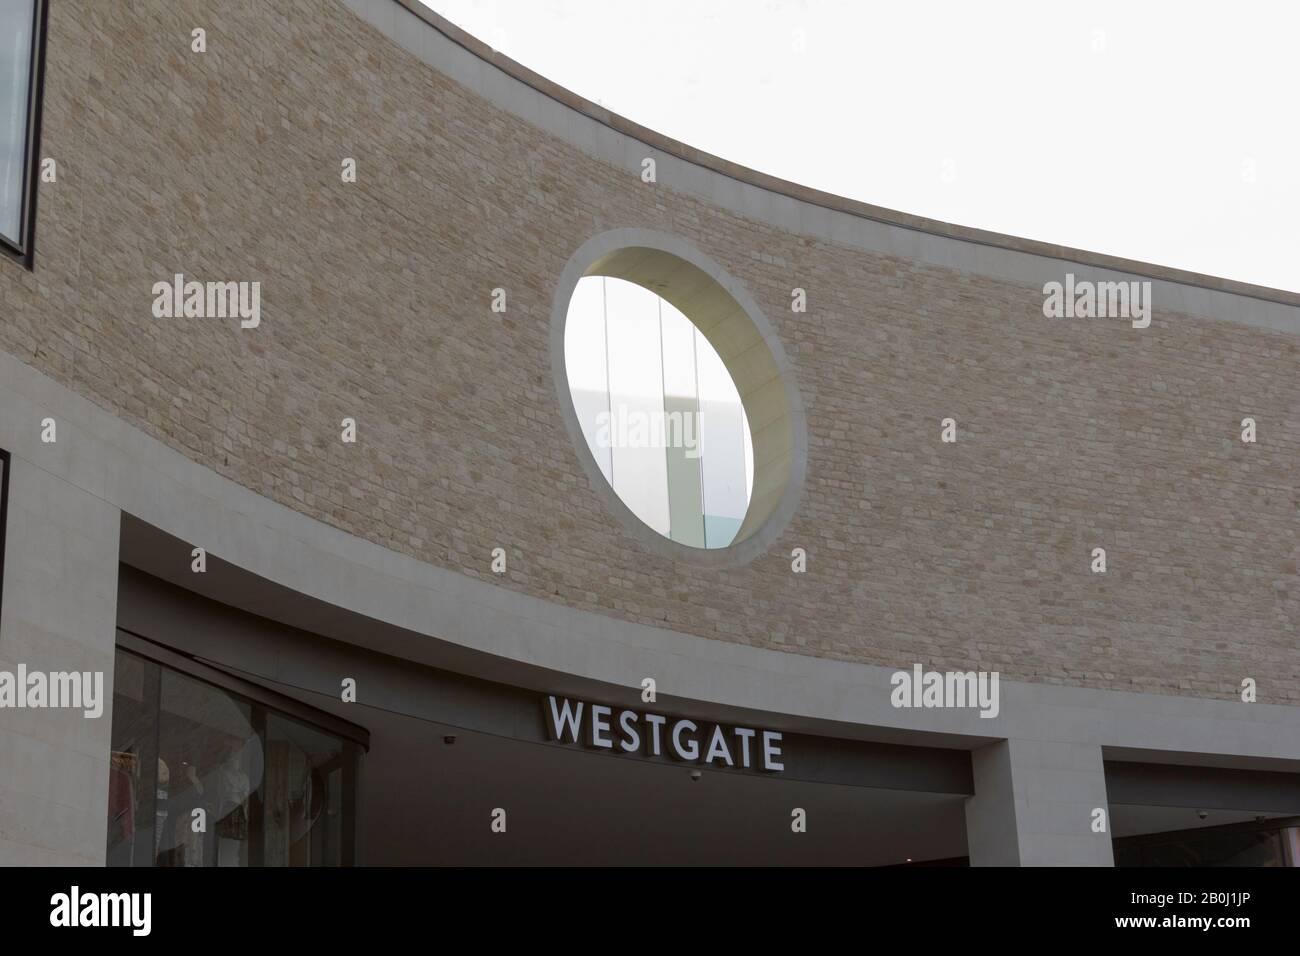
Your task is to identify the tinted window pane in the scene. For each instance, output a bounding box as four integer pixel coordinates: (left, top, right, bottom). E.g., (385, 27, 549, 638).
(106, 648, 358, 866)
(264, 713, 346, 866)
(1115, 824, 1290, 867)
(156, 668, 260, 867)
(106, 650, 160, 867)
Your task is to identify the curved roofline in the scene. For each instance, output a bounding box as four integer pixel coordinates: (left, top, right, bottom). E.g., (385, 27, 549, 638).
(396, 0, 1299, 309)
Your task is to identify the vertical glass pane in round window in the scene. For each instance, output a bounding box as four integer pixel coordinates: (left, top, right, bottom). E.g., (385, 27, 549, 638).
(564, 276, 754, 549)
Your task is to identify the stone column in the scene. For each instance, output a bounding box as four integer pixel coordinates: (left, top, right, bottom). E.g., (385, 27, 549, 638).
(966, 738, 1114, 866)
(0, 455, 120, 865)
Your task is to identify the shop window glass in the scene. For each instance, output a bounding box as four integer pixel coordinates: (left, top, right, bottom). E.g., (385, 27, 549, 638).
(106, 647, 358, 866)
(264, 713, 347, 866)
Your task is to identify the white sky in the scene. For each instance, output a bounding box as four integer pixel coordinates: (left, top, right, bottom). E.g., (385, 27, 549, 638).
(424, 0, 1300, 293)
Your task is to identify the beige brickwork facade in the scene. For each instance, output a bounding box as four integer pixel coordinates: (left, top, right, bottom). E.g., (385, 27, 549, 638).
(2, 0, 1296, 705)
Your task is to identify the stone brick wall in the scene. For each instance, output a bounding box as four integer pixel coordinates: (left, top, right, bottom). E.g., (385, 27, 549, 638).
(2, 0, 1296, 702)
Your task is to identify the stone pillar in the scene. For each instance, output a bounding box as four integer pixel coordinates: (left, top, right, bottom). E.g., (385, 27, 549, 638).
(966, 738, 1114, 866)
(0, 455, 120, 865)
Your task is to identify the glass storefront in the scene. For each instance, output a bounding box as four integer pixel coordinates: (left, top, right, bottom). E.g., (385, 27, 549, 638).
(106, 645, 361, 866)
(1114, 818, 1300, 867)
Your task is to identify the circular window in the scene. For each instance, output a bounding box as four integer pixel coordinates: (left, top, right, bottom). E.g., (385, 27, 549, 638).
(565, 275, 754, 548)
(553, 232, 806, 562)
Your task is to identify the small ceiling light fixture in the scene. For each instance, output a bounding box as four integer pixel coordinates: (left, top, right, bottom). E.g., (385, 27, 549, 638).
(443, 734, 457, 745)
(689, 770, 702, 781)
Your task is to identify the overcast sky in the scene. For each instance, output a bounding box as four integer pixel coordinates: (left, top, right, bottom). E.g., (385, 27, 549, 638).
(423, 0, 1299, 294)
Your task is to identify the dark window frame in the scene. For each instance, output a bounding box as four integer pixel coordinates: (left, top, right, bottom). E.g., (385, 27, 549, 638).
(1, 0, 49, 268)
(115, 628, 371, 750)
(0, 448, 10, 623)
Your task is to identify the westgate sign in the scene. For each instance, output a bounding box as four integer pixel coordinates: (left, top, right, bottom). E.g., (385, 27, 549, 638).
(545, 695, 785, 772)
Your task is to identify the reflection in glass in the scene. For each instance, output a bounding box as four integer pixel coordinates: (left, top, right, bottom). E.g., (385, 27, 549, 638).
(264, 714, 345, 866)
(564, 276, 753, 548)
(106, 647, 357, 867)
(1113, 819, 1297, 867)
(659, 300, 705, 547)
(107, 652, 159, 868)
(603, 277, 671, 536)
(563, 276, 612, 483)
(696, 337, 752, 547)
(153, 668, 260, 866)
